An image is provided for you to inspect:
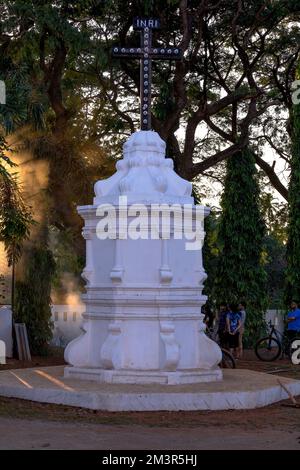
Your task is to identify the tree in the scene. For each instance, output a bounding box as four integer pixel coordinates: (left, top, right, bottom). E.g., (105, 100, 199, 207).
(0, 46, 37, 310)
(0, 1, 116, 305)
(83, 0, 299, 200)
(2, 1, 299, 200)
(2, 1, 299, 214)
(14, 243, 56, 355)
(0, 1, 100, 224)
(0, 169, 34, 306)
(212, 148, 267, 343)
(259, 191, 287, 308)
(285, 69, 300, 304)
(264, 235, 286, 309)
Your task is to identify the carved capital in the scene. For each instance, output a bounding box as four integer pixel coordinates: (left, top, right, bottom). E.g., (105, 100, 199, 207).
(82, 229, 93, 240)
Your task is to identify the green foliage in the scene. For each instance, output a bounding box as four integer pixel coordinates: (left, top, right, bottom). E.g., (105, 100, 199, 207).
(258, 192, 287, 308)
(203, 215, 286, 312)
(0, 141, 34, 272)
(0, 136, 15, 175)
(285, 100, 300, 304)
(202, 210, 220, 300)
(260, 192, 288, 244)
(0, 167, 34, 266)
(0, 59, 46, 133)
(264, 235, 286, 309)
(15, 245, 56, 355)
(50, 226, 84, 302)
(212, 148, 268, 344)
(153, 79, 175, 121)
(0, 15, 41, 268)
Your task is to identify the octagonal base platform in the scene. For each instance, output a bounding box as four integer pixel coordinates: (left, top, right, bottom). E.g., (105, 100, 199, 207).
(0, 366, 300, 411)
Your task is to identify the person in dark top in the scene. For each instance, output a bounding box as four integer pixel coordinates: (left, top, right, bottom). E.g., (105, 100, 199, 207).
(217, 302, 229, 349)
(286, 300, 300, 340)
(238, 301, 247, 358)
(201, 302, 214, 329)
(226, 303, 241, 358)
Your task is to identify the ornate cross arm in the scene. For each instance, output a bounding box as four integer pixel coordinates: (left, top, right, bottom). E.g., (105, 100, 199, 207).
(112, 17, 182, 131)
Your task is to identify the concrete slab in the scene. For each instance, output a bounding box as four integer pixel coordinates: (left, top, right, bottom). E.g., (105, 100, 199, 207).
(0, 366, 299, 411)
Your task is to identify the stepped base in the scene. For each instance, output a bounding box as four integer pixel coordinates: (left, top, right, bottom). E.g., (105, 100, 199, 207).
(64, 366, 223, 385)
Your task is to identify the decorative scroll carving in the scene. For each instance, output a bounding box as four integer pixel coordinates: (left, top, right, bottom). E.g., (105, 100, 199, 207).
(100, 321, 122, 369)
(160, 321, 179, 371)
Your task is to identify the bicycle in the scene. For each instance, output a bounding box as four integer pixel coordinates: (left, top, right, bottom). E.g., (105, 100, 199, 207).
(255, 320, 300, 361)
(206, 326, 236, 369)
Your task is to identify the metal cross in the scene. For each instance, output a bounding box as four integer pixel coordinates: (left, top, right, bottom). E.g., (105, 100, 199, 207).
(112, 17, 182, 131)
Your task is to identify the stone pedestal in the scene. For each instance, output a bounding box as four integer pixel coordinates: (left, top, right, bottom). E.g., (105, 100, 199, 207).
(64, 131, 222, 384)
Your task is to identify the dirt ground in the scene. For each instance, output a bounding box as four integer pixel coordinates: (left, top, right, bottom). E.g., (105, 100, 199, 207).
(0, 350, 300, 450)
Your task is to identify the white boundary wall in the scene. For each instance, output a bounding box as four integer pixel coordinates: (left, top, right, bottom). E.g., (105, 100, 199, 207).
(50, 305, 286, 347)
(50, 304, 86, 347)
(0, 306, 13, 357)
(265, 309, 285, 335)
(0, 305, 287, 353)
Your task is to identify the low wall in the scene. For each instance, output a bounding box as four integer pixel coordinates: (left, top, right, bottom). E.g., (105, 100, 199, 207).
(0, 305, 288, 354)
(0, 306, 13, 357)
(50, 306, 287, 347)
(50, 304, 86, 347)
(265, 309, 285, 335)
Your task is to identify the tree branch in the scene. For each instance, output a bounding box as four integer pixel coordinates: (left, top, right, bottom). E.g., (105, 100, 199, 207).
(254, 153, 288, 200)
(190, 141, 246, 177)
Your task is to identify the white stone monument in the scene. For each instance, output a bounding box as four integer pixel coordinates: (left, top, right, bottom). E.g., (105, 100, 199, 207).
(64, 131, 222, 384)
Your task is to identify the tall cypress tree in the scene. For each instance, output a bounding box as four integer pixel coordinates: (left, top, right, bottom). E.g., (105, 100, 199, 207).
(213, 148, 267, 343)
(15, 242, 56, 355)
(285, 70, 300, 304)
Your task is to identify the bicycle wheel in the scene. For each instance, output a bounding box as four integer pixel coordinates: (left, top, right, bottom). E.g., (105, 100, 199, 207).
(255, 336, 281, 361)
(220, 349, 236, 369)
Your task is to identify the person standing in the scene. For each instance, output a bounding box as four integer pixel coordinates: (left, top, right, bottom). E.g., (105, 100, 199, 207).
(286, 301, 300, 340)
(217, 302, 229, 349)
(202, 302, 214, 329)
(238, 301, 246, 358)
(226, 303, 241, 359)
